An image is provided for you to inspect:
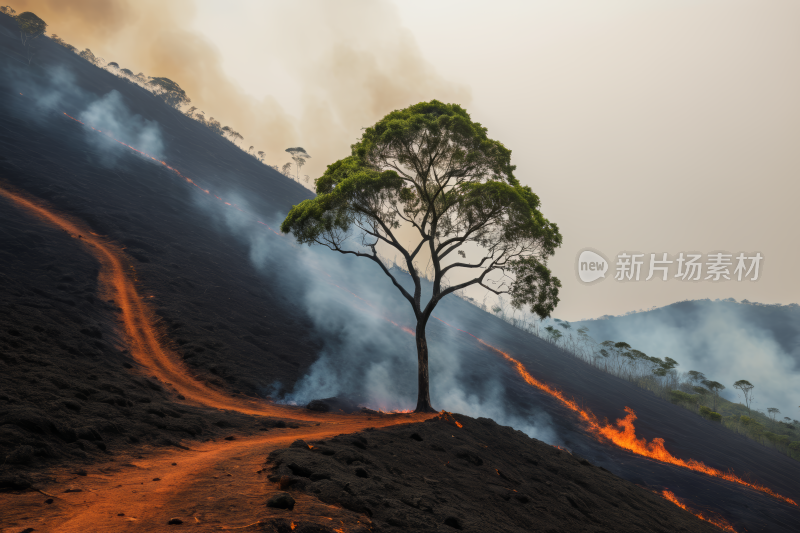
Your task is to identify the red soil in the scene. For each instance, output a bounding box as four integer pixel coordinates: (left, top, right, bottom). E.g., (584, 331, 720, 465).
(0, 185, 433, 532)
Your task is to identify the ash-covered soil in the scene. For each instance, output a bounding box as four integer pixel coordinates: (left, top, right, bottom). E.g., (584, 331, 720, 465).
(1, 11, 317, 488)
(2, 11, 800, 532)
(0, 185, 309, 492)
(266, 414, 719, 533)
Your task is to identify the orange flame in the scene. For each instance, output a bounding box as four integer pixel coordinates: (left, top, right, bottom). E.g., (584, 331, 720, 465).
(477, 337, 798, 507)
(437, 411, 463, 428)
(372, 408, 413, 414)
(57, 110, 797, 509)
(661, 490, 738, 532)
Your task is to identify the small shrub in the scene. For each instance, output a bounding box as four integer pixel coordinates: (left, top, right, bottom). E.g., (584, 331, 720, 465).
(789, 441, 800, 460)
(699, 406, 721, 422)
(669, 390, 694, 405)
(763, 432, 790, 448)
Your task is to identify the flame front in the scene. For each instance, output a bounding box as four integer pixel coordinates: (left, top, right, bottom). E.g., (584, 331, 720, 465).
(483, 335, 797, 507)
(661, 490, 738, 532)
(54, 109, 797, 511)
(438, 411, 464, 428)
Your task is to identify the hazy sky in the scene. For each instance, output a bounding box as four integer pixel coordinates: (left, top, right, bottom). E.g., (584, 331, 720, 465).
(18, 0, 799, 321)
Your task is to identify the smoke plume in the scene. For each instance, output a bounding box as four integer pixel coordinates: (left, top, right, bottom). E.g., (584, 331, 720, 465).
(13, 0, 470, 178)
(574, 301, 800, 417)
(79, 90, 164, 162)
(7, 1, 551, 441)
(194, 188, 556, 444)
(7, 63, 164, 167)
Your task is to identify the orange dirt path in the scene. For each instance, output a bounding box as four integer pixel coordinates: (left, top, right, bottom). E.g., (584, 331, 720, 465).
(1, 426, 408, 532)
(0, 185, 316, 420)
(0, 185, 434, 531)
(0, 185, 407, 422)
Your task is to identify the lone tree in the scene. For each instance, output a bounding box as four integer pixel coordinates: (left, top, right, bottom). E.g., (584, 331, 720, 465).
(206, 117, 223, 135)
(687, 370, 706, 386)
(79, 48, 101, 66)
(16, 11, 46, 64)
(16, 11, 46, 46)
(651, 355, 678, 377)
(733, 379, 755, 415)
(221, 126, 243, 145)
(147, 77, 191, 109)
(281, 100, 562, 412)
(702, 379, 725, 411)
(286, 147, 311, 181)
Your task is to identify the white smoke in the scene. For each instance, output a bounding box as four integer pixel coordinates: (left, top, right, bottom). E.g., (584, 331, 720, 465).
(7, 63, 164, 166)
(78, 90, 164, 163)
(194, 188, 558, 443)
(575, 301, 800, 417)
(13, 65, 83, 115)
(4, 58, 557, 443)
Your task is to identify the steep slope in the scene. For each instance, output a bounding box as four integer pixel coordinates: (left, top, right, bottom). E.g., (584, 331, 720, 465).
(267, 414, 722, 533)
(570, 299, 800, 415)
(2, 12, 800, 532)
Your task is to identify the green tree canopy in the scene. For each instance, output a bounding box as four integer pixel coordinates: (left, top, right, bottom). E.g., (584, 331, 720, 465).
(148, 77, 191, 109)
(702, 379, 725, 411)
(651, 355, 678, 377)
(79, 48, 101, 66)
(733, 379, 755, 415)
(16, 11, 46, 45)
(281, 100, 562, 412)
(687, 370, 706, 385)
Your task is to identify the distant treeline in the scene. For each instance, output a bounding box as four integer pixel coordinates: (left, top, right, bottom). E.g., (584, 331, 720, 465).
(474, 293, 800, 463)
(1, 6, 311, 188)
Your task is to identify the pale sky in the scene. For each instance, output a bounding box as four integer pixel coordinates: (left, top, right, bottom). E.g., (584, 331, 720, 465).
(193, 0, 800, 321)
(21, 0, 800, 321)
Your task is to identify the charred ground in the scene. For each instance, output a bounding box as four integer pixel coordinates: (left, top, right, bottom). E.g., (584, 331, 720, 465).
(265, 414, 719, 533)
(1, 11, 800, 532)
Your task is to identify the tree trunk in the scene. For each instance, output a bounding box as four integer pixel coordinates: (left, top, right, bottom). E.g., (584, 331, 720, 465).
(414, 321, 436, 413)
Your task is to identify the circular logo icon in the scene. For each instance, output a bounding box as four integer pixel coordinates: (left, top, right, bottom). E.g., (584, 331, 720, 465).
(576, 249, 609, 284)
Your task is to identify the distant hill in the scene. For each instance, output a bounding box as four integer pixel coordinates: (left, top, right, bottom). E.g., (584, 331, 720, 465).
(2, 11, 800, 531)
(572, 299, 800, 416)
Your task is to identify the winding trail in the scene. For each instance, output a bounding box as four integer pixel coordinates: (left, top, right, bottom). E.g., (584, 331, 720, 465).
(0, 185, 433, 532)
(51, 107, 798, 510)
(0, 184, 775, 532)
(0, 186, 312, 419)
(1, 427, 412, 532)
